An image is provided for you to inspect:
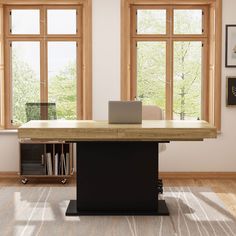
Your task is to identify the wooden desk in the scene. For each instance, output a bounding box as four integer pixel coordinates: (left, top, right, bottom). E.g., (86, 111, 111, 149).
(18, 120, 217, 216)
(18, 120, 216, 141)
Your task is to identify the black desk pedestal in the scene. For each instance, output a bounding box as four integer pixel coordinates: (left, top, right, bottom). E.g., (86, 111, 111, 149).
(66, 141, 169, 216)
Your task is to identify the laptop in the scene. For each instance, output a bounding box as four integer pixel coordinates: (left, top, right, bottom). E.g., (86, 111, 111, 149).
(108, 101, 142, 124)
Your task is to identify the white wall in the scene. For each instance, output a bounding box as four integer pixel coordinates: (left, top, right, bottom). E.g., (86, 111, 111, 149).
(0, 133, 19, 172)
(93, 0, 120, 119)
(0, 0, 236, 172)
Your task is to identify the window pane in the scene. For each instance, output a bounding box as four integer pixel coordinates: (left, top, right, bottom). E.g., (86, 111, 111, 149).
(11, 10, 40, 34)
(48, 42, 77, 120)
(174, 10, 202, 34)
(137, 42, 166, 114)
(12, 42, 40, 125)
(173, 41, 202, 120)
(47, 10, 77, 34)
(137, 10, 166, 34)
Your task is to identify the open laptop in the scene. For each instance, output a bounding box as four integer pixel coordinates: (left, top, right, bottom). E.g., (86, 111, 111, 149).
(108, 101, 142, 124)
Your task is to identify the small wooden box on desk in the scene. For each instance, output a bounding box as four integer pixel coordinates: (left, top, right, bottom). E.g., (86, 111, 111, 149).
(19, 140, 74, 184)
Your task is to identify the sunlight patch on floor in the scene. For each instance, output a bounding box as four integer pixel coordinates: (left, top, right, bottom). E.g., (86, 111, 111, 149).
(14, 191, 56, 221)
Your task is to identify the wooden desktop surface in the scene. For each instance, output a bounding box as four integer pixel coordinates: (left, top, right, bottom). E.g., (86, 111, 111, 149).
(18, 120, 217, 141)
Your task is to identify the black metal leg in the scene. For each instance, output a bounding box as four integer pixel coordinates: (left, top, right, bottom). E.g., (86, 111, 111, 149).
(66, 141, 169, 216)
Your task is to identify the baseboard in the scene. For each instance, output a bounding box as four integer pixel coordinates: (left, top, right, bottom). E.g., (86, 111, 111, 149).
(1, 172, 236, 179)
(159, 172, 236, 179)
(0, 172, 76, 179)
(0, 171, 19, 178)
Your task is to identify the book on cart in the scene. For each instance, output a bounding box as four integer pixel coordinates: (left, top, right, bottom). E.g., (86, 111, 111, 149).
(60, 153, 66, 175)
(66, 153, 70, 175)
(54, 153, 59, 176)
(46, 153, 53, 175)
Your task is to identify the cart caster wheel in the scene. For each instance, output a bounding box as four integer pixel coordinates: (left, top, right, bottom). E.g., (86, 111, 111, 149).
(22, 178, 28, 184)
(61, 179, 67, 184)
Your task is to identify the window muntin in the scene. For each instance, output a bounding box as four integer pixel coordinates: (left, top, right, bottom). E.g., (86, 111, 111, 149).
(137, 9, 166, 35)
(11, 9, 40, 34)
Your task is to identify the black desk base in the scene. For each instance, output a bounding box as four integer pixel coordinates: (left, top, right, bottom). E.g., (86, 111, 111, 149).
(66, 141, 169, 216)
(66, 199, 169, 216)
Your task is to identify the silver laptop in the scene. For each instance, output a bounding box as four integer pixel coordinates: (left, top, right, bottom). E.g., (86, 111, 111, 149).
(108, 101, 142, 124)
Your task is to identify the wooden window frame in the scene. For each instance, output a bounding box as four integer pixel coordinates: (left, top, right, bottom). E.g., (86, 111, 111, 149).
(0, 4, 4, 128)
(121, 0, 222, 130)
(0, 0, 92, 129)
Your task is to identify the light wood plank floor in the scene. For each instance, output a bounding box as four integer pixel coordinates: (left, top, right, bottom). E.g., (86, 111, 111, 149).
(1, 178, 236, 219)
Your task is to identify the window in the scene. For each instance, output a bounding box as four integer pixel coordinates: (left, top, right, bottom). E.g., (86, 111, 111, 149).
(133, 6, 207, 120)
(121, 0, 222, 129)
(3, 3, 92, 129)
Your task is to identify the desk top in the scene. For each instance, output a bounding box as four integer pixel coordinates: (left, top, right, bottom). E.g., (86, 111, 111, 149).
(18, 120, 217, 141)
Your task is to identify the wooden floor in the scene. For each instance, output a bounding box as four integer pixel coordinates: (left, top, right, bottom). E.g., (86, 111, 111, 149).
(164, 178, 236, 219)
(1, 177, 236, 218)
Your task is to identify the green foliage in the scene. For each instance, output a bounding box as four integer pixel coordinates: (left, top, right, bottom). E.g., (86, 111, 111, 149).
(137, 42, 166, 112)
(12, 53, 40, 125)
(48, 62, 76, 120)
(12, 52, 76, 124)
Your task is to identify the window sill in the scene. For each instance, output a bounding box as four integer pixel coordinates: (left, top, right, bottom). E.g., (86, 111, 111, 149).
(0, 129, 18, 134)
(217, 130, 222, 135)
